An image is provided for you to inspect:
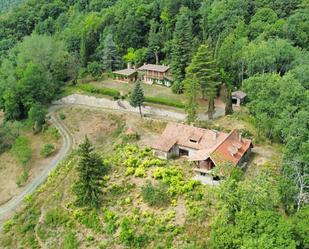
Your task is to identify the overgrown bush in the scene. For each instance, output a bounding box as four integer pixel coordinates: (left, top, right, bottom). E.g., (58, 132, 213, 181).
(141, 182, 170, 206)
(11, 136, 32, 166)
(40, 143, 55, 157)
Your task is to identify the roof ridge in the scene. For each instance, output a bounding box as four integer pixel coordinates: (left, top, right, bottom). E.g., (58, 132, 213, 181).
(211, 129, 237, 154)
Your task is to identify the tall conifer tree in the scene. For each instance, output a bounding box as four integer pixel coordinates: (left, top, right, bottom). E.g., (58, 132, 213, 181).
(187, 44, 220, 119)
(171, 7, 193, 94)
(130, 81, 144, 118)
(74, 137, 107, 207)
(184, 72, 200, 124)
(101, 34, 119, 72)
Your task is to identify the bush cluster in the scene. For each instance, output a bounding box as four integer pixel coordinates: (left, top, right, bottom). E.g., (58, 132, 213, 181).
(115, 144, 166, 178)
(153, 166, 200, 195)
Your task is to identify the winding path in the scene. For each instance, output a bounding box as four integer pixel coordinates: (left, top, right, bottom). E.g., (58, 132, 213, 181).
(0, 113, 74, 228)
(0, 94, 225, 228)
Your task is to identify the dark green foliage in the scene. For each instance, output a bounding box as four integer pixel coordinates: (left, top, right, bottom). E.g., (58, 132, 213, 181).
(209, 173, 297, 249)
(141, 181, 170, 206)
(74, 137, 107, 207)
(120, 217, 149, 248)
(130, 81, 144, 117)
(186, 44, 220, 119)
(0, 121, 21, 153)
(99, 34, 120, 72)
(225, 89, 233, 115)
(28, 103, 47, 133)
(171, 7, 194, 93)
(87, 61, 103, 78)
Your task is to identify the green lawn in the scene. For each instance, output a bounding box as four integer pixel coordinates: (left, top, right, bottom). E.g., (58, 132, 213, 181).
(92, 79, 186, 104)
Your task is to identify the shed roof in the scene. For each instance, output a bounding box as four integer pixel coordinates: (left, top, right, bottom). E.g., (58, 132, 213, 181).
(138, 64, 170, 72)
(113, 68, 137, 76)
(232, 90, 247, 99)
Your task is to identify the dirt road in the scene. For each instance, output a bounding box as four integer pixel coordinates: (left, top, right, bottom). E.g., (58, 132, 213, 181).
(0, 113, 73, 228)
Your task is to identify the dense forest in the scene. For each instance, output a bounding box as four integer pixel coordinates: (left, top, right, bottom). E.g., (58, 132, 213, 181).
(0, 0, 308, 248)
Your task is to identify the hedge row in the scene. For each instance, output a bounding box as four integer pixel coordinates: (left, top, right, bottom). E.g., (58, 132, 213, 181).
(78, 84, 185, 109)
(144, 96, 185, 109)
(78, 84, 121, 98)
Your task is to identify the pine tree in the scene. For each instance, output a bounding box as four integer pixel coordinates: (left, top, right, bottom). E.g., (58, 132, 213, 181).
(101, 34, 119, 72)
(74, 137, 107, 207)
(184, 72, 200, 124)
(130, 81, 144, 118)
(171, 7, 193, 94)
(188, 44, 221, 119)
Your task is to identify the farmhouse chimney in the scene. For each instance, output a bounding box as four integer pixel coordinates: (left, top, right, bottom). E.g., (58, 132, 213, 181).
(213, 130, 218, 140)
(239, 133, 242, 142)
(127, 62, 132, 69)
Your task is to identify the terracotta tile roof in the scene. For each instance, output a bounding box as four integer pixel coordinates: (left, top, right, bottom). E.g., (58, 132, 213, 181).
(138, 64, 170, 72)
(232, 90, 247, 99)
(151, 123, 228, 152)
(151, 123, 253, 166)
(112, 68, 137, 76)
(211, 129, 252, 165)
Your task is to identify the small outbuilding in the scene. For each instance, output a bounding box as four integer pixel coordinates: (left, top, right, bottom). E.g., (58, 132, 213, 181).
(232, 90, 247, 107)
(113, 68, 138, 83)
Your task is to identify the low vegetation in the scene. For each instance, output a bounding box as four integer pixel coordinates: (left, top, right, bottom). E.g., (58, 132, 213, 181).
(40, 143, 55, 157)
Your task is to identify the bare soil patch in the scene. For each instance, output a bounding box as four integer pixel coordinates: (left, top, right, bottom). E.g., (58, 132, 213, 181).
(0, 126, 61, 206)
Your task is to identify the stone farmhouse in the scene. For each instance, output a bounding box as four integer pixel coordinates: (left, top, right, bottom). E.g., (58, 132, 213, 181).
(112, 63, 172, 86)
(151, 123, 253, 181)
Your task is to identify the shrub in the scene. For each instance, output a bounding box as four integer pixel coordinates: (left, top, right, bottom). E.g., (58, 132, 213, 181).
(59, 112, 66, 120)
(102, 209, 118, 234)
(45, 209, 69, 227)
(40, 143, 55, 157)
(134, 167, 146, 177)
(144, 96, 185, 109)
(141, 182, 170, 206)
(63, 231, 79, 249)
(78, 84, 121, 99)
(11, 136, 32, 166)
(43, 126, 60, 140)
(2, 220, 15, 233)
(16, 171, 29, 187)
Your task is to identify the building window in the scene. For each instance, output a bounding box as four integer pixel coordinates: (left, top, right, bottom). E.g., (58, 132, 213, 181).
(189, 139, 197, 143)
(179, 148, 189, 156)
